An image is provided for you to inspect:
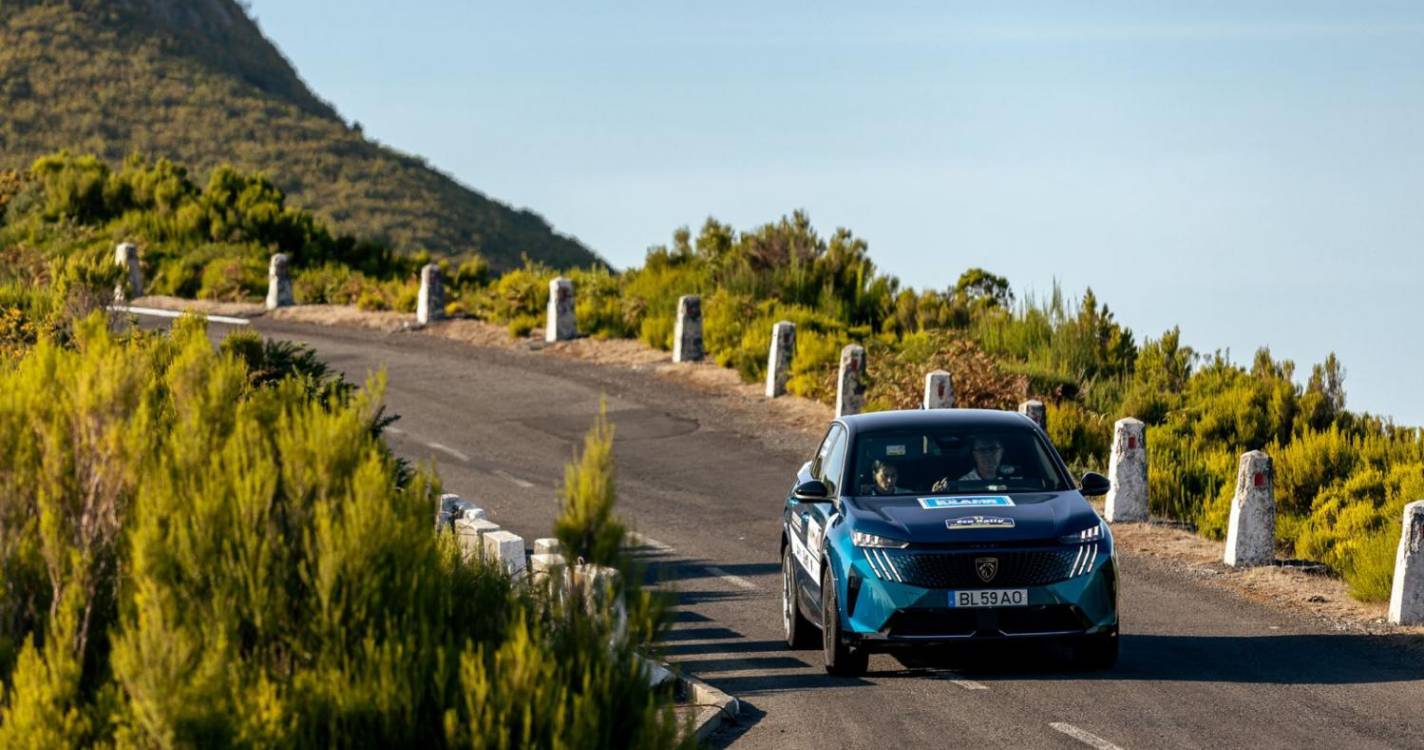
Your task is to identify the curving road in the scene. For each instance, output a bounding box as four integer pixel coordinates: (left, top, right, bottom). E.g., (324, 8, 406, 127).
(181, 315, 1424, 750)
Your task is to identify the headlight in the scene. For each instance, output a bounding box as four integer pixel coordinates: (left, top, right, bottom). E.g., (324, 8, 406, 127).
(1059, 520, 1105, 545)
(852, 531, 909, 549)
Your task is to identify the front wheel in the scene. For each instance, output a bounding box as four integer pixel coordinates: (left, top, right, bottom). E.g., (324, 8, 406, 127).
(783, 547, 817, 649)
(821, 566, 868, 676)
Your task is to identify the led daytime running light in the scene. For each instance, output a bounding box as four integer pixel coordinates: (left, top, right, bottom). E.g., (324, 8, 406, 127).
(852, 531, 909, 549)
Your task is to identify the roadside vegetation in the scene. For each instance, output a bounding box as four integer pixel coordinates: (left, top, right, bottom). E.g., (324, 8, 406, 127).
(0, 0, 599, 268)
(5, 151, 1420, 602)
(0, 252, 685, 747)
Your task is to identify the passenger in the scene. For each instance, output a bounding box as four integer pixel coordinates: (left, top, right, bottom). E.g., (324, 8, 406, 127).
(867, 459, 910, 496)
(931, 435, 1004, 491)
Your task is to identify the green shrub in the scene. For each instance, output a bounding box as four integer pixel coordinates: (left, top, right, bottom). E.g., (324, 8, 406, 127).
(555, 403, 626, 568)
(197, 254, 265, 300)
(0, 310, 684, 746)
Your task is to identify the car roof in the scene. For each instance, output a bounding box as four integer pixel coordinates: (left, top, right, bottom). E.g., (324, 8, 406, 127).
(838, 408, 1039, 437)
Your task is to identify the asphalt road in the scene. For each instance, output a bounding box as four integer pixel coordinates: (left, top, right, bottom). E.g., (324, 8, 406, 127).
(167, 314, 1424, 750)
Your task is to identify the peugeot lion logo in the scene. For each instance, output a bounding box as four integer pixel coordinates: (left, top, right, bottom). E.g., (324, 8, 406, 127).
(975, 557, 999, 583)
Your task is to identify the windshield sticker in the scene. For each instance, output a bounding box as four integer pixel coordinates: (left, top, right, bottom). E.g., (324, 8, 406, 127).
(885, 444, 906, 457)
(918, 495, 1015, 509)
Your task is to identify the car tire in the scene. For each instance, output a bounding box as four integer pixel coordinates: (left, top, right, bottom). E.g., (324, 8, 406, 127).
(783, 547, 817, 650)
(821, 566, 869, 677)
(1072, 629, 1119, 670)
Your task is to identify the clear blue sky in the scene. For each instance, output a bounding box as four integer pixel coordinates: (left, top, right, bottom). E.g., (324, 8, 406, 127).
(248, 1, 1424, 423)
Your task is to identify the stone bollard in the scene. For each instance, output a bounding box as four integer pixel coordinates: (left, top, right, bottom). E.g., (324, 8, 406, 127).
(114, 242, 142, 302)
(572, 563, 627, 644)
(533, 538, 562, 556)
(417, 263, 443, 325)
(265, 253, 294, 310)
(765, 321, 796, 398)
(1224, 450, 1275, 567)
(923, 370, 954, 409)
(672, 294, 704, 362)
(1104, 418, 1149, 523)
(545, 277, 576, 342)
(530, 552, 567, 585)
(436, 493, 485, 533)
(1388, 501, 1424, 625)
(836, 344, 866, 417)
(1018, 400, 1047, 430)
(454, 517, 500, 562)
(483, 530, 528, 579)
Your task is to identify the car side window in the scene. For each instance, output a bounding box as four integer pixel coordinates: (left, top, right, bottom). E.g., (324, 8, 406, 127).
(811, 425, 838, 477)
(820, 426, 848, 496)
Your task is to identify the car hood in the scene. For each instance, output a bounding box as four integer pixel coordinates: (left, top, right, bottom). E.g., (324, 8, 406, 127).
(843, 491, 1098, 544)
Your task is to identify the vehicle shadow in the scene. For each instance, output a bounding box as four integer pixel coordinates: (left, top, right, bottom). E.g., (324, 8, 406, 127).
(893, 632, 1424, 685)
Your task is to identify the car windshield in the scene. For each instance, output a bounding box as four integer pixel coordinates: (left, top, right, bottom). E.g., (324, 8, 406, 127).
(849, 426, 1072, 496)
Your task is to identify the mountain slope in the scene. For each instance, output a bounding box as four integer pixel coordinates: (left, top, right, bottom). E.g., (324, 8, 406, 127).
(0, 0, 602, 270)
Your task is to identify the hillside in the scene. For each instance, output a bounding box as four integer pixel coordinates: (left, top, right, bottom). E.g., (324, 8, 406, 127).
(0, 0, 602, 270)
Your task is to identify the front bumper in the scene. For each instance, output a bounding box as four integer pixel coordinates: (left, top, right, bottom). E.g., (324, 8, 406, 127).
(841, 545, 1118, 649)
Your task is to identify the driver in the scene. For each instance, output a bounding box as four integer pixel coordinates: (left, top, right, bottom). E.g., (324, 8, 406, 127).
(867, 459, 910, 495)
(931, 435, 1004, 491)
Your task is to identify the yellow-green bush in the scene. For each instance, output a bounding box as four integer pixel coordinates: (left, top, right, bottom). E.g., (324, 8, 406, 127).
(0, 304, 684, 746)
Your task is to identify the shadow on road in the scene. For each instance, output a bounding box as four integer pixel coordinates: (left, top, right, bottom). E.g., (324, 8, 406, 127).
(895, 632, 1424, 685)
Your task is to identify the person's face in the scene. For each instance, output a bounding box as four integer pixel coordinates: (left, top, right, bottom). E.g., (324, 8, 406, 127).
(972, 439, 1003, 478)
(875, 464, 898, 492)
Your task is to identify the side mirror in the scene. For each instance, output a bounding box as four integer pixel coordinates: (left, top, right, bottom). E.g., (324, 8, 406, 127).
(1079, 472, 1111, 497)
(793, 480, 830, 501)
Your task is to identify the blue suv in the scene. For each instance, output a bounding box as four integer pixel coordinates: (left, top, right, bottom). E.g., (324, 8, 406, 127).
(781, 409, 1119, 676)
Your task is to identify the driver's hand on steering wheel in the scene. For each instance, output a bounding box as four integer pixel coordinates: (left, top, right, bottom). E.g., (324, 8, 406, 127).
(930, 477, 950, 493)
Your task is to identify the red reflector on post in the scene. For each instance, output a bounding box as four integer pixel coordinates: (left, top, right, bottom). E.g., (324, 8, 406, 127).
(1254, 472, 1265, 487)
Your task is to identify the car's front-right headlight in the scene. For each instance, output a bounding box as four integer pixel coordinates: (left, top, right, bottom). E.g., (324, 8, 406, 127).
(1059, 520, 1105, 545)
(852, 531, 909, 549)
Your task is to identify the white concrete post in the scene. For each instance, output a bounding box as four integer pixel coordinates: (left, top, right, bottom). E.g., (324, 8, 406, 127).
(836, 344, 867, 417)
(1388, 500, 1424, 625)
(530, 553, 567, 585)
(436, 493, 485, 533)
(1104, 418, 1149, 523)
(1018, 400, 1046, 430)
(454, 517, 500, 562)
(533, 538, 562, 555)
(765, 321, 796, 398)
(417, 263, 443, 325)
(545, 277, 576, 342)
(483, 530, 527, 579)
(265, 253, 294, 310)
(923, 370, 954, 409)
(672, 294, 704, 362)
(114, 242, 142, 302)
(572, 563, 627, 645)
(1224, 450, 1275, 567)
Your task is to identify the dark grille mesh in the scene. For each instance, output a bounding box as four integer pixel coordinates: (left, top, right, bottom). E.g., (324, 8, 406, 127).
(883, 548, 1080, 588)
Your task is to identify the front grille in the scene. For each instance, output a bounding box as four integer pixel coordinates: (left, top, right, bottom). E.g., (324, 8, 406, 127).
(877, 548, 1080, 588)
(883, 605, 1087, 638)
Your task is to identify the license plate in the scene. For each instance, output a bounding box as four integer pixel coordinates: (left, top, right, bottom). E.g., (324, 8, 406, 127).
(950, 589, 1028, 608)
